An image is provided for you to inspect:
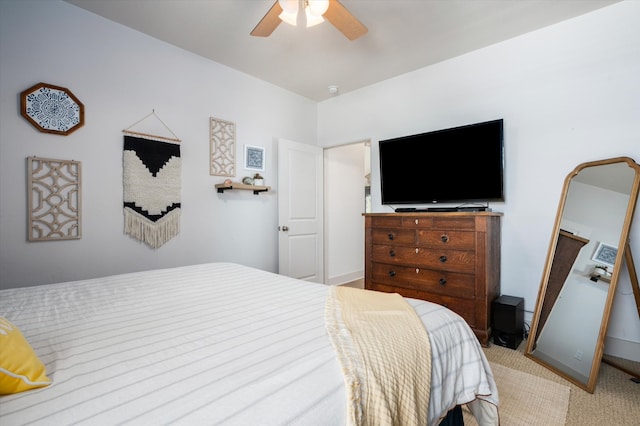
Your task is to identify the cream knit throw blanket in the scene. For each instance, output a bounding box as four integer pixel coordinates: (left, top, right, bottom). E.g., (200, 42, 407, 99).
(326, 286, 432, 426)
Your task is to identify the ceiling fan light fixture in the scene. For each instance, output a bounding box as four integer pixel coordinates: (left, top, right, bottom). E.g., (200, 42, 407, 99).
(278, 0, 298, 14)
(307, 0, 329, 17)
(305, 7, 325, 27)
(279, 10, 298, 26)
(252, 0, 366, 40)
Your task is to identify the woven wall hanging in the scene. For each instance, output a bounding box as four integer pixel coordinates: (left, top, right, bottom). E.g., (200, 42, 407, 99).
(122, 111, 181, 249)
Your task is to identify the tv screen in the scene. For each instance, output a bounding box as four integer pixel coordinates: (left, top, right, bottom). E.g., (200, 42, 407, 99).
(379, 119, 504, 207)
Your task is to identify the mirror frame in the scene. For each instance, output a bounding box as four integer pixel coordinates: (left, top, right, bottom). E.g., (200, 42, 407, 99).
(525, 156, 640, 393)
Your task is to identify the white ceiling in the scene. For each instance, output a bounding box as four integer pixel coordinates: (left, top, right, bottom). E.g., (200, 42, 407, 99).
(64, 0, 619, 101)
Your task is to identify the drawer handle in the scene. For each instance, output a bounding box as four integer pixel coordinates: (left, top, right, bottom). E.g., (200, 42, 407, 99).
(389, 270, 396, 277)
(439, 278, 447, 285)
(387, 233, 394, 240)
(439, 255, 447, 263)
(441, 234, 449, 243)
(389, 249, 396, 257)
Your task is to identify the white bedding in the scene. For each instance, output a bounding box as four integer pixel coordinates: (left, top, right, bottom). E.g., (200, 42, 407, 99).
(0, 263, 498, 425)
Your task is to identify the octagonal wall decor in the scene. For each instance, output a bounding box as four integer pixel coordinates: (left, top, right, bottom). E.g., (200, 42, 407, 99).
(20, 82, 84, 135)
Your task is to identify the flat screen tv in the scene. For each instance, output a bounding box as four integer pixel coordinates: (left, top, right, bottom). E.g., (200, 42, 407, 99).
(379, 119, 504, 208)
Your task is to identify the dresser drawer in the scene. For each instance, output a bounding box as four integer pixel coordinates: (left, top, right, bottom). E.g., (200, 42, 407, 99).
(417, 230, 475, 250)
(371, 262, 475, 298)
(372, 244, 476, 273)
(371, 216, 405, 228)
(402, 216, 475, 230)
(371, 228, 416, 245)
(369, 282, 477, 327)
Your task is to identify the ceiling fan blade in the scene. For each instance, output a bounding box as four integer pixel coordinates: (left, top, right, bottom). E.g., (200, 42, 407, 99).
(250, 1, 283, 37)
(324, 0, 368, 40)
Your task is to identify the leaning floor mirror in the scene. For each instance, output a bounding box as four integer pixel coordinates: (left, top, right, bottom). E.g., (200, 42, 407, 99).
(525, 156, 640, 393)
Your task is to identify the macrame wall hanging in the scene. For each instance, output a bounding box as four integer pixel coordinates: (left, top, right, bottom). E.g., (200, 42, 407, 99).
(122, 110, 181, 249)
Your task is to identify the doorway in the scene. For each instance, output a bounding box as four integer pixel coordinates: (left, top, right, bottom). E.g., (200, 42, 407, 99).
(324, 140, 369, 286)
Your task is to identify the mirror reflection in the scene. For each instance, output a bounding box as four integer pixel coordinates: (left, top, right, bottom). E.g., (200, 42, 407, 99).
(526, 157, 640, 392)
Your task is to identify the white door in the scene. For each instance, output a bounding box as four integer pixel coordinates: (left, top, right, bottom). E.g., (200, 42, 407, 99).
(277, 139, 324, 283)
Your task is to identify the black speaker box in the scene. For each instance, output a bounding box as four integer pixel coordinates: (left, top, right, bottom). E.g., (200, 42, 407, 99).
(492, 330, 523, 350)
(492, 295, 524, 349)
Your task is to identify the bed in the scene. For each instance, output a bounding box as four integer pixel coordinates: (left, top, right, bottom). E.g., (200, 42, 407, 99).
(0, 262, 498, 425)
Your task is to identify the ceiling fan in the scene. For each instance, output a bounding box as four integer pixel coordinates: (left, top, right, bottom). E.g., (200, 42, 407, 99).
(251, 0, 368, 41)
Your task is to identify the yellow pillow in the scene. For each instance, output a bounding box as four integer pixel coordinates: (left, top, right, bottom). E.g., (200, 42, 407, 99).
(0, 316, 51, 394)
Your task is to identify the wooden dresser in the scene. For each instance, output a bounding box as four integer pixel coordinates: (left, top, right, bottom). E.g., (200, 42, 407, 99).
(364, 212, 502, 346)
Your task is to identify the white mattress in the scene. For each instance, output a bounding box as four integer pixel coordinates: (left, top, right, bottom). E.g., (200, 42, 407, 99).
(0, 263, 498, 425)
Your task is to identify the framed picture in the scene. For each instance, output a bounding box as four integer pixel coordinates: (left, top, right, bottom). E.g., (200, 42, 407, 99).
(20, 82, 84, 135)
(591, 242, 618, 268)
(244, 145, 265, 171)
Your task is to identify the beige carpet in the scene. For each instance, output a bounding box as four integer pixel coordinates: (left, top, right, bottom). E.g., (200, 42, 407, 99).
(478, 344, 640, 425)
(462, 362, 570, 425)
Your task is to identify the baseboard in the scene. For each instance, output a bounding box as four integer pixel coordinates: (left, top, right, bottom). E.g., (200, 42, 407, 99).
(327, 270, 364, 286)
(604, 336, 640, 362)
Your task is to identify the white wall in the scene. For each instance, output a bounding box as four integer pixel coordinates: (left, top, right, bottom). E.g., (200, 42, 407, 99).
(317, 1, 640, 352)
(324, 142, 365, 285)
(0, 0, 317, 288)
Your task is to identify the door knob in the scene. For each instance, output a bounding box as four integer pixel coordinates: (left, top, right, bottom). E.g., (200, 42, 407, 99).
(281, 226, 289, 232)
